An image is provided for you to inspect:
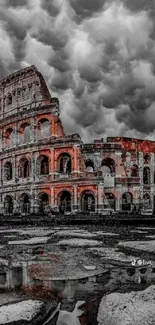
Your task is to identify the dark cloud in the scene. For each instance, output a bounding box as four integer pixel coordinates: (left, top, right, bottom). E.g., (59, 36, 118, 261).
(31, 28, 68, 50)
(6, 0, 28, 8)
(41, 0, 61, 17)
(123, 0, 154, 13)
(69, 0, 105, 20)
(0, 0, 155, 142)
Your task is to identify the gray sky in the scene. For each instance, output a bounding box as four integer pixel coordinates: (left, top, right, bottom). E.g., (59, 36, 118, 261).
(0, 0, 155, 142)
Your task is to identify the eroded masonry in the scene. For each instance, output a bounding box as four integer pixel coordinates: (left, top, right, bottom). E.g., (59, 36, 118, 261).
(0, 65, 154, 215)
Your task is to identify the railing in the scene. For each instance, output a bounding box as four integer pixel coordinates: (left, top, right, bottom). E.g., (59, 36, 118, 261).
(115, 177, 140, 184)
(54, 173, 72, 179)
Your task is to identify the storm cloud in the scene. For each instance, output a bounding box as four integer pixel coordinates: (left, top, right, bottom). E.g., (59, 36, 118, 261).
(0, 0, 155, 142)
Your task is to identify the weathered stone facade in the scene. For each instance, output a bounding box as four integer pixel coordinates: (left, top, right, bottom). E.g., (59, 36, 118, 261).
(0, 65, 155, 215)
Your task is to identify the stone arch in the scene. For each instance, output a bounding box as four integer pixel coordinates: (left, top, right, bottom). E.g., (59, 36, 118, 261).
(131, 164, 139, 177)
(104, 193, 116, 210)
(4, 128, 14, 147)
(153, 195, 155, 211)
(144, 153, 150, 164)
(4, 195, 13, 215)
(58, 190, 72, 213)
(122, 192, 133, 211)
(58, 153, 72, 174)
(38, 118, 50, 138)
(18, 158, 30, 178)
(143, 167, 150, 184)
(143, 193, 151, 209)
(36, 155, 49, 175)
(101, 157, 115, 175)
(38, 192, 49, 213)
(19, 193, 30, 214)
(19, 122, 31, 144)
(85, 159, 94, 172)
(81, 190, 95, 212)
(4, 161, 12, 181)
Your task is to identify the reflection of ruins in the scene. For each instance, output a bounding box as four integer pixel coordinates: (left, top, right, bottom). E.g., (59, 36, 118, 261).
(1, 65, 155, 215)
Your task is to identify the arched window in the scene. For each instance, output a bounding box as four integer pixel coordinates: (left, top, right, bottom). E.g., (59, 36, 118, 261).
(36, 155, 49, 175)
(4, 162, 12, 181)
(38, 119, 50, 138)
(143, 167, 150, 184)
(81, 191, 95, 212)
(19, 158, 30, 178)
(59, 153, 72, 174)
(59, 191, 72, 213)
(144, 154, 150, 164)
(19, 194, 30, 214)
(19, 123, 31, 144)
(4, 196, 13, 215)
(5, 128, 15, 147)
(7, 94, 12, 105)
(143, 193, 151, 209)
(85, 160, 94, 173)
(104, 193, 116, 210)
(122, 192, 133, 211)
(39, 193, 49, 214)
(101, 158, 115, 175)
(131, 164, 139, 177)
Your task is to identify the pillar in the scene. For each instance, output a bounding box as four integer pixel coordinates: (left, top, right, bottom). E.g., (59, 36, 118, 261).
(72, 185, 78, 212)
(50, 148, 55, 176)
(97, 183, 104, 211)
(116, 198, 120, 211)
(51, 186, 54, 206)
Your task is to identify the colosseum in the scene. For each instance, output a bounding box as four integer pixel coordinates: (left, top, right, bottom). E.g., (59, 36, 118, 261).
(0, 65, 154, 216)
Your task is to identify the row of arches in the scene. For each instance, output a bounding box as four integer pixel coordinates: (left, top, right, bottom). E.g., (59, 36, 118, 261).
(4, 156, 49, 180)
(85, 158, 139, 177)
(5, 118, 51, 147)
(3, 191, 154, 215)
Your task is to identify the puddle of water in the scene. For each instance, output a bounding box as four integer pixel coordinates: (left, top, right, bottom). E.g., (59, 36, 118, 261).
(56, 301, 85, 325)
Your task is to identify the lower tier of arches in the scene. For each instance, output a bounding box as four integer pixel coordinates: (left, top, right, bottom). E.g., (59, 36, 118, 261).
(0, 187, 155, 215)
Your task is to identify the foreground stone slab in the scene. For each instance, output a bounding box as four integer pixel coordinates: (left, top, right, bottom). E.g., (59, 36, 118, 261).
(0, 300, 43, 324)
(97, 285, 155, 325)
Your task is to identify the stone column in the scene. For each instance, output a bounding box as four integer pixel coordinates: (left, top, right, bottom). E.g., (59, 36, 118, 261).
(116, 197, 120, 211)
(97, 183, 104, 211)
(72, 185, 78, 212)
(30, 118, 35, 143)
(51, 186, 54, 206)
(50, 148, 55, 178)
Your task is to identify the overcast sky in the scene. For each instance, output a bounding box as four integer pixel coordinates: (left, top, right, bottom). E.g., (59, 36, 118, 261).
(0, 0, 155, 142)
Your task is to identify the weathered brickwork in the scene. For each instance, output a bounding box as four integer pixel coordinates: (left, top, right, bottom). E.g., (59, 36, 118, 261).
(0, 66, 154, 215)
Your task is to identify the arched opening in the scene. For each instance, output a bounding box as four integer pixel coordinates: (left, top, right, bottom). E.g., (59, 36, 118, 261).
(38, 119, 50, 138)
(39, 193, 49, 214)
(19, 194, 30, 214)
(19, 158, 30, 178)
(153, 195, 155, 212)
(101, 158, 115, 175)
(131, 164, 139, 177)
(104, 193, 116, 210)
(36, 155, 49, 175)
(19, 123, 31, 144)
(144, 154, 150, 164)
(122, 192, 133, 211)
(4, 162, 12, 181)
(4, 196, 13, 215)
(143, 167, 150, 184)
(5, 128, 15, 147)
(59, 153, 72, 174)
(143, 193, 151, 209)
(81, 191, 95, 213)
(59, 191, 72, 213)
(85, 160, 94, 173)
(7, 94, 12, 105)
